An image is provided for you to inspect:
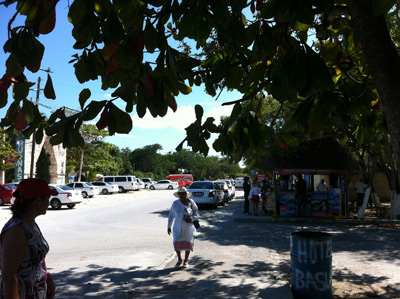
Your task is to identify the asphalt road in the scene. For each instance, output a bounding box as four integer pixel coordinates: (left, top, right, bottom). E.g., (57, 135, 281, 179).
(0, 189, 399, 298)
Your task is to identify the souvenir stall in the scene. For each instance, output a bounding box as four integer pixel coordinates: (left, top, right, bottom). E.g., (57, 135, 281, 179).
(272, 168, 347, 218)
(263, 137, 356, 218)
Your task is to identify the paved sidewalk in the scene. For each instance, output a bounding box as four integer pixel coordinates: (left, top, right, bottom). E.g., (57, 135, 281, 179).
(129, 198, 294, 298)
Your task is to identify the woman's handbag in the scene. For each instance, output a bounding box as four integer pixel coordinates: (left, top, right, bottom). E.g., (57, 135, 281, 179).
(193, 219, 200, 229)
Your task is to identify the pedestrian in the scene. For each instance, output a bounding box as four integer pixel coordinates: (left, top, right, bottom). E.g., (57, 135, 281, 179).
(295, 174, 308, 217)
(0, 178, 57, 299)
(316, 179, 329, 192)
(250, 179, 261, 216)
(243, 176, 251, 215)
(167, 187, 199, 268)
(355, 179, 368, 211)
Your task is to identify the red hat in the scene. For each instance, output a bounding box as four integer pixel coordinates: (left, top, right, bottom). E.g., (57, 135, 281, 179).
(14, 178, 58, 202)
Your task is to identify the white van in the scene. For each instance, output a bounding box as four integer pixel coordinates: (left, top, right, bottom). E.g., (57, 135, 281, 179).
(96, 176, 138, 193)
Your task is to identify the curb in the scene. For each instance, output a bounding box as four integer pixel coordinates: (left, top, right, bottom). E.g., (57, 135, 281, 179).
(233, 216, 400, 225)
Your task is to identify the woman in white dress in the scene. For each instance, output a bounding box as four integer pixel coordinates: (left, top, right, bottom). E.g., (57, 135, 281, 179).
(167, 187, 199, 268)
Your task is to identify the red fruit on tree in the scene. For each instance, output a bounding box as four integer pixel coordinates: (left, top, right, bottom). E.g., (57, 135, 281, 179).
(0, 74, 12, 94)
(14, 109, 28, 131)
(138, 77, 155, 98)
(96, 108, 109, 130)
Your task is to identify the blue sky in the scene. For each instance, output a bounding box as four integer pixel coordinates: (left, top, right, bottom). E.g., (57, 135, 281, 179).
(0, 3, 242, 155)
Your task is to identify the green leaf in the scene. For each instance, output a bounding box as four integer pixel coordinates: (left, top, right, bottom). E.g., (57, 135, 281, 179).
(176, 81, 192, 95)
(6, 54, 24, 77)
(136, 84, 147, 118)
(0, 92, 8, 109)
(306, 46, 334, 90)
(320, 42, 340, 62)
(143, 19, 158, 53)
(109, 103, 132, 134)
(44, 73, 56, 99)
(79, 88, 91, 109)
(22, 99, 36, 122)
(35, 125, 44, 144)
(49, 127, 65, 145)
(13, 82, 34, 100)
(24, 34, 44, 73)
(68, 0, 87, 25)
(103, 11, 125, 42)
(230, 103, 242, 120)
(372, 0, 395, 16)
(194, 105, 203, 122)
(82, 101, 106, 121)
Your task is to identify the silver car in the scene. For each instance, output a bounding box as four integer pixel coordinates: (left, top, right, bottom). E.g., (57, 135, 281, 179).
(215, 181, 230, 203)
(188, 181, 224, 208)
(216, 179, 236, 199)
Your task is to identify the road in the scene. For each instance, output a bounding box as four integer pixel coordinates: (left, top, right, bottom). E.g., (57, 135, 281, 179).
(0, 189, 399, 298)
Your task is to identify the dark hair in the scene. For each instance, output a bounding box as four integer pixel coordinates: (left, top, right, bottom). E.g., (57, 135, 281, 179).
(244, 176, 249, 181)
(10, 197, 36, 218)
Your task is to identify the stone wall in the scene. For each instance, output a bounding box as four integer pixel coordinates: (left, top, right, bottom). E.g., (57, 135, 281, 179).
(22, 135, 66, 184)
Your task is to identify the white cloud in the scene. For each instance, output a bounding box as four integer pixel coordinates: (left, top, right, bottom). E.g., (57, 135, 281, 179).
(205, 105, 233, 125)
(131, 106, 195, 130)
(130, 104, 233, 130)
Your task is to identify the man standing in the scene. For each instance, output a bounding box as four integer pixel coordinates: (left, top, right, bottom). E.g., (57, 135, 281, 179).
(243, 176, 251, 215)
(295, 174, 308, 217)
(317, 179, 329, 192)
(355, 179, 368, 211)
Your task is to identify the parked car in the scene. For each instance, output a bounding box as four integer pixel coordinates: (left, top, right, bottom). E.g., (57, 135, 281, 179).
(48, 185, 83, 209)
(66, 182, 97, 198)
(216, 179, 236, 199)
(235, 177, 244, 188)
(141, 178, 155, 189)
(96, 175, 138, 192)
(86, 183, 100, 195)
(149, 180, 178, 190)
(165, 174, 194, 188)
(91, 181, 119, 194)
(188, 181, 224, 208)
(0, 184, 15, 205)
(136, 178, 145, 189)
(215, 181, 230, 203)
(3, 183, 17, 193)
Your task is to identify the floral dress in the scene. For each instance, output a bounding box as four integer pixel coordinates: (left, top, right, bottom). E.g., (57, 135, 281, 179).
(168, 199, 199, 251)
(0, 218, 49, 299)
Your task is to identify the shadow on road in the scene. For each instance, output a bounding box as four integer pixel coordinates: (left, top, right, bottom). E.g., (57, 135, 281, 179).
(150, 196, 400, 299)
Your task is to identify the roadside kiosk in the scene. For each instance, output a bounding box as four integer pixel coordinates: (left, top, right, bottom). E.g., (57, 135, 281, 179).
(264, 137, 356, 218)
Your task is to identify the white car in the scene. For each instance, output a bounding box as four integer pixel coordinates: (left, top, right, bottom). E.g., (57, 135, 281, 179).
(141, 178, 155, 189)
(91, 181, 119, 194)
(10, 185, 83, 209)
(216, 179, 235, 199)
(136, 178, 145, 189)
(235, 177, 244, 188)
(66, 182, 98, 198)
(49, 185, 82, 209)
(149, 180, 178, 190)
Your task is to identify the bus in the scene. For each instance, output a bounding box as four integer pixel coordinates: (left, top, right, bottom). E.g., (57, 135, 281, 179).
(165, 174, 194, 188)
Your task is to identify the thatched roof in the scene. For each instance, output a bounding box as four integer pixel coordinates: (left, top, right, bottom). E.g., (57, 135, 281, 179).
(264, 137, 357, 172)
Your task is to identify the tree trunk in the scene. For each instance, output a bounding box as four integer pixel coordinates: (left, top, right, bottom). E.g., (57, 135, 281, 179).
(348, 1, 400, 170)
(349, 0, 400, 218)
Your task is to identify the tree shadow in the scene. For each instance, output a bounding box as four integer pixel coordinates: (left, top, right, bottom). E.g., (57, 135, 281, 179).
(51, 256, 293, 298)
(131, 197, 399, 298)
(332, 267, 400, 298)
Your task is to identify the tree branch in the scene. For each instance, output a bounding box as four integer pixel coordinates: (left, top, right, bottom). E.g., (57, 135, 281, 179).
(221, 81, 268, 106)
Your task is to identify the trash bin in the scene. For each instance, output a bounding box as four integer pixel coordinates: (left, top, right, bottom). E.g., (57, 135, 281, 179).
(290, 231, 332, 299)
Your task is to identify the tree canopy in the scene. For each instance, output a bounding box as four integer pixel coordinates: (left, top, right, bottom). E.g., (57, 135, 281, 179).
(1, 0, 400, 180)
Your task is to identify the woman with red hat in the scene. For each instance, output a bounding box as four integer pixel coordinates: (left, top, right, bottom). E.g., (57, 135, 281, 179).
(0, 178, 57, 299)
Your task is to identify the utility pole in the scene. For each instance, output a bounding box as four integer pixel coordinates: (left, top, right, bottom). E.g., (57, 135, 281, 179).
(78, 148, 84, 182)
(30, 77, 41, 178)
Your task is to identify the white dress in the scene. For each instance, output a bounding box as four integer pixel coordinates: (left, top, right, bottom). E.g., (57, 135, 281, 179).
(168, 199, 199, 251)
